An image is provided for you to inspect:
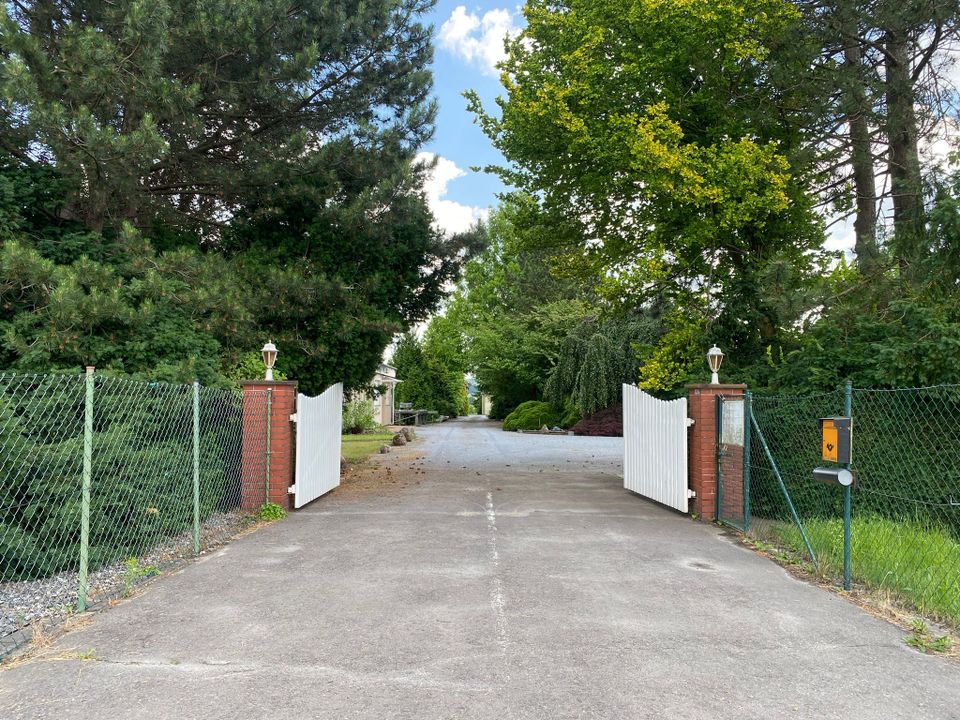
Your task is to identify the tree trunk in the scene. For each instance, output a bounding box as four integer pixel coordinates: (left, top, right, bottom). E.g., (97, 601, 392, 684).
(838, 11, 880, 275)
(884, 27, 925, 275)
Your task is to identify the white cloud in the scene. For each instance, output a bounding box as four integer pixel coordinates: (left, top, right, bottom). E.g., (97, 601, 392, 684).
(824, 218, 856, 255)
(416, 151, 489, 235)
(438, 6, 518, 76)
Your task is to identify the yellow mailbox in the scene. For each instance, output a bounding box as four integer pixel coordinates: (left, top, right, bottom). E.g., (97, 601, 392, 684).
(820, 417, 852, 464)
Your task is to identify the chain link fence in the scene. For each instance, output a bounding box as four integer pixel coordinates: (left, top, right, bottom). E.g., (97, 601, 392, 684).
(0, 371, 270, 655)
(718, 386, 960, 628)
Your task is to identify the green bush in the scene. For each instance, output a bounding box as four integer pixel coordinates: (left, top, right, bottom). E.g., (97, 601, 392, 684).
(502, 401, 563, 431)
(744, 386, 960, 626)
(747, 387, 960, 539)
(342, 396, 377, 434)
(257, 502, 287, 522)
(490, 397, 518, 421)
(0, 374, 243, 581)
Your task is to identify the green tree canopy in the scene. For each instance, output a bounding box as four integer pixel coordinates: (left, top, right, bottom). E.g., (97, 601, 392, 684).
(0, 1, 472, 394)
(468, 0, 829, 384)
(392, 327, 468, 418)
(447, 197, 593, 416)
(222, 156, 479, 392)
(1, 0, 435, 233)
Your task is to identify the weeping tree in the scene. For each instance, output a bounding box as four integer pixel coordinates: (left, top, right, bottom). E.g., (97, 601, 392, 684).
(545, 317, 652, 414)
(574, 334, 624, 414)
(543, 332, 587, 408)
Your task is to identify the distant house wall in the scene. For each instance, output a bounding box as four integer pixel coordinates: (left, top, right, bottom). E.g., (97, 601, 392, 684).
(369, 363, 399, 426)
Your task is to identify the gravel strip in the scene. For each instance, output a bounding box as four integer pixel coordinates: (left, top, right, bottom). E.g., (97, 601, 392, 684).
(0, 511, 253, 644)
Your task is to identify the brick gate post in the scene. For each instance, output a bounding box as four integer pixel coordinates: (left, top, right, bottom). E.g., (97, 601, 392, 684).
(240, 381, 298, 512)
(686, 383, 746, 520)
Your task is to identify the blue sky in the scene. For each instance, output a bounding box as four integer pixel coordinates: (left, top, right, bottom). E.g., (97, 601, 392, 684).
(417, 2, 522, 234)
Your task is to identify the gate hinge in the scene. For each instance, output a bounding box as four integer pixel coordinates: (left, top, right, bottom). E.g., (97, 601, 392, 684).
(686, 417, 695, 427)
(687, 489, 697, 499)
(289, 413, 298, 422)
(288, 484, 297, 494)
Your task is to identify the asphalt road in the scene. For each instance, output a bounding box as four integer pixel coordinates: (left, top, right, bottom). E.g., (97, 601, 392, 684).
(1, 417, 958, 719)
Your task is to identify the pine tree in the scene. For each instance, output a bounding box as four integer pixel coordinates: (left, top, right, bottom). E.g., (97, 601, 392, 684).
(0, 0, 436, 234)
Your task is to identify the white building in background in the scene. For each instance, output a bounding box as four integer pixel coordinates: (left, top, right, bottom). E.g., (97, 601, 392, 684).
(480, 394, 493, 416)
(370, 363, 400, 426)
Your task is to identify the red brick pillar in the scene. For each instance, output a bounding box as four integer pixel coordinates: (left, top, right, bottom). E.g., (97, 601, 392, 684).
(241, 381, 298, 512)
(686, 383, 745, 520)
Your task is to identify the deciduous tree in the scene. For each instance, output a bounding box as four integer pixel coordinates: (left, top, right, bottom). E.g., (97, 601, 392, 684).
(468, 0, 827, 379)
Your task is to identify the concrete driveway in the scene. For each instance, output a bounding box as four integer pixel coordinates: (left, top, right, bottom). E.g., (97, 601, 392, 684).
(1, 417, 958, 719)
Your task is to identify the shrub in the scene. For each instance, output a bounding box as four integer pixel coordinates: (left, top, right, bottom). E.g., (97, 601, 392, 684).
(342, 396, 377, 434)
(257, 502, 287, 522)
(571, 404, 623, 436)
(490, 397, 518, 420)
(0, 375, 243, 580)
(225, 351, 288, 386)
(502, 401, 563, 431)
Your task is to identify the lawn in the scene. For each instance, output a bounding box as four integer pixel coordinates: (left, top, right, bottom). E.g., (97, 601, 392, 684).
(341, 432, 395, 463)
(758, 515, 960, 626)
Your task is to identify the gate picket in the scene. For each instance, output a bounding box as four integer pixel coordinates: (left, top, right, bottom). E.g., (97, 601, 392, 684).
(293, 383, 344, 508)
(622, 384, 690, 512)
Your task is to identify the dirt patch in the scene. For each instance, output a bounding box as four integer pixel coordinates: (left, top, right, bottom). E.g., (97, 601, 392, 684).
(337, 440, 427, 496)
(0, 613, 96, 670)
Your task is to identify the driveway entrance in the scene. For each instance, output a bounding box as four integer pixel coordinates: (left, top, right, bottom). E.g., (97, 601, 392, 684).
(1, 418, 957, 719)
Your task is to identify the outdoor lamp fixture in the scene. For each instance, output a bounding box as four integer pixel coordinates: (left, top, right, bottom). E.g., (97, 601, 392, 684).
(261, 341, 278, 381)
(707, 345, 724, 385)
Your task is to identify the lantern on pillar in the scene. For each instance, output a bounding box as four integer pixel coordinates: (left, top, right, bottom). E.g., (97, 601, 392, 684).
(706, 345, 724, 385)
(261, 341, 278, 381)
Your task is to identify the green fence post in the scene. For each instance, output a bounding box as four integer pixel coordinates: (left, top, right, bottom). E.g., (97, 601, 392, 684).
(743, 391, 752, 533)
(193, 379, 201, 554)
(715, 395, 723, 521)
(842, 380, 853, 591)
(751, 414, 818, 567)
(265, 387, 273, 505)
(77, 366, 94, 612)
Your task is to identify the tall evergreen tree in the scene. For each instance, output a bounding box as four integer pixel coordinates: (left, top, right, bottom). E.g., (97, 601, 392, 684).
(1, 0, 436, 234)
(787, 0, 959, 276)
(0, 1, 473, 393)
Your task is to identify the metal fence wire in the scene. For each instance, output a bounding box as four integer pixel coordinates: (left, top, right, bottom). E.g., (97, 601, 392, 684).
(0, 371, 270, 655)
(718, 385, 960, 628)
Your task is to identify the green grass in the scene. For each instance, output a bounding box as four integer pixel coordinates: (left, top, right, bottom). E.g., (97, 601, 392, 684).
(341, 432, 395, 463)
(905, 619, 953, 654)
(761, 515, 960, 626)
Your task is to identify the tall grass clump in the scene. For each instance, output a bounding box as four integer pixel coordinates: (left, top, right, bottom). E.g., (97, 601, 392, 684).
(763, 515, 960, 626)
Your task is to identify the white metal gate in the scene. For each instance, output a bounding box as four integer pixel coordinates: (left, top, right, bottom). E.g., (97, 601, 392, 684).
(292, 383, 343, 508)
(622, 383, 692, 513)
